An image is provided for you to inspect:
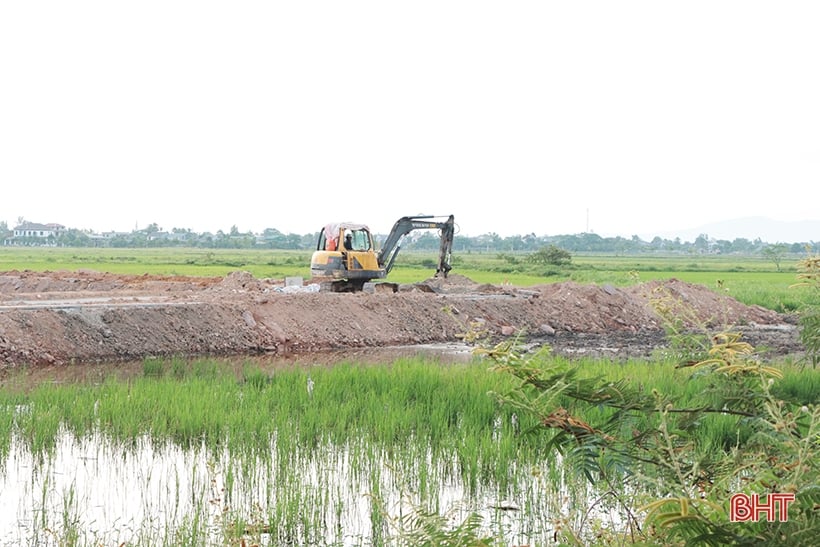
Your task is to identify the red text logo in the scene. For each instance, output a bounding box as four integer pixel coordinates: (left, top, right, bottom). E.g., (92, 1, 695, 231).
(730, 493, 795, 522)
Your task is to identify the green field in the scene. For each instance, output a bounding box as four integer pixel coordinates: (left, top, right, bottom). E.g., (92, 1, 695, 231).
(0, 246, 810, 311)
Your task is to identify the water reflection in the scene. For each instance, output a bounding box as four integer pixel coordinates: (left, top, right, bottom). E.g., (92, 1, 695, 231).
(0, 426, 575, 546)
(0, 343, 476, 389)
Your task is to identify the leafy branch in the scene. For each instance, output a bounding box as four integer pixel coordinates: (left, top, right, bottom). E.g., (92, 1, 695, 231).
(483, 325, 818, 545)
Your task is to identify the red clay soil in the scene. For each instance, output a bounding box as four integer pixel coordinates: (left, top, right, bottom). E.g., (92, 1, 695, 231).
(0, 270, 802, 367)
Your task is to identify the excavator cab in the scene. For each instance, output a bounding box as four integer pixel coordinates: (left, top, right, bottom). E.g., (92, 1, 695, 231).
(311, 223, 384, 289)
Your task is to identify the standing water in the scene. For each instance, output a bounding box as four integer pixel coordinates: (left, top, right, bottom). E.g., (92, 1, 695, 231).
(0, 352, 624, 545)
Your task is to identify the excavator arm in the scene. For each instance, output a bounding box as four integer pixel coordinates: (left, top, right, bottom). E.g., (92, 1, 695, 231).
(377, 215, 455, 277)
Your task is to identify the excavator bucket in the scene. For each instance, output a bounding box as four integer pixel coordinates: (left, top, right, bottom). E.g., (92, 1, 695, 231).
(436, 215, 455, 277)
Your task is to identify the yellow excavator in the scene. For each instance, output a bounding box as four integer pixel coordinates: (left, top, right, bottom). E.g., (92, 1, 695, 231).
(310, 215, 455, 292)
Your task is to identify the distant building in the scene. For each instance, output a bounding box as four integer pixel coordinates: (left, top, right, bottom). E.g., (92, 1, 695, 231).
(4, 222, 66, 246)
(98, 231, 131, 239)
(146, 231, 191, 242)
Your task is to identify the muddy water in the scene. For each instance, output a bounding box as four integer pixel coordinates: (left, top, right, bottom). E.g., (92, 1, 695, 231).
(0, 343, 477, 389)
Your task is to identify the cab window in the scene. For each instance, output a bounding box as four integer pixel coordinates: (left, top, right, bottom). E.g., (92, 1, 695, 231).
(345, 230, 370, 251)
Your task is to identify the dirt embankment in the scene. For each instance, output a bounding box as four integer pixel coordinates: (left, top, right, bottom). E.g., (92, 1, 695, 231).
(0, 270, 802, 367)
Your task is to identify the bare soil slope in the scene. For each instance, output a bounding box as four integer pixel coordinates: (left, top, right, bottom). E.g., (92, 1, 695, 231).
(0, 270, 801, 367)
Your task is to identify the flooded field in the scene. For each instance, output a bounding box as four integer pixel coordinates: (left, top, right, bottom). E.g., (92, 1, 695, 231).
(0, 348, 617, 546)
(1, 425, 595, 546)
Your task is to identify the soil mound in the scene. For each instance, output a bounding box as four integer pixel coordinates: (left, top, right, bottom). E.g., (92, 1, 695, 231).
(623, 278, 783, 327)
(0, 270, 801, 367)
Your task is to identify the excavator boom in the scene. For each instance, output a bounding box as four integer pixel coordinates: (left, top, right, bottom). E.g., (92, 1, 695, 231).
(377, 215, 455, 277)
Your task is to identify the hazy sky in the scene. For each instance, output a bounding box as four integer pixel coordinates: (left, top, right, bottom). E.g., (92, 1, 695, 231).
(2, 2, 818, 239)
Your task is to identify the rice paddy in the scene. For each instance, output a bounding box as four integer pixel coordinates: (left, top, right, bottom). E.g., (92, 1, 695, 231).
(1, 353, 816, 546)
(0, 356, 551, 545)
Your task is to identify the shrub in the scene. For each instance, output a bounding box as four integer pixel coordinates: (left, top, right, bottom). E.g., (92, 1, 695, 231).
(529, 244, 572, 266)
(481, 333, 819, 545)
(793, 252, 820, 367)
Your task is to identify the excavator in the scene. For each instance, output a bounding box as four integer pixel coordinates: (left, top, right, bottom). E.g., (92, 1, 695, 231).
(310, 215, 455, 292)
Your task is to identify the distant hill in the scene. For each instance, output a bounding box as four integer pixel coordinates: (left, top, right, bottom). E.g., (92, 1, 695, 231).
(645, 217, 820, 244)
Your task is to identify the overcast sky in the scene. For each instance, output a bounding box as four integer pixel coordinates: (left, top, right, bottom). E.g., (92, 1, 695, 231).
(1, 2, 818, 240)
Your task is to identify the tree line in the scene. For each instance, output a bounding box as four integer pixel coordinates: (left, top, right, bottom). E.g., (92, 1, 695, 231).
(1, 220, 816, 255)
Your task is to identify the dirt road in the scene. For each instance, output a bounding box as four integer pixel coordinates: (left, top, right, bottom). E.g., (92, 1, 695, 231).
(0, 270, 801, 367)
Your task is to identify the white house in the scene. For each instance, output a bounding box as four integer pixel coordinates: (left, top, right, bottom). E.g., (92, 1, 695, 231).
(5, 222, 66, 245)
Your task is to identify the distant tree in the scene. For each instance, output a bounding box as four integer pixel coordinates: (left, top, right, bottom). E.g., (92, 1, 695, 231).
(731, 237, 755, 253)
(529, 244, 571, 266)
(694, 233, 710, 253)
(671, 237, 683, 250)
(476, 232, 502, 252)
(522, 232, 538, 250)
(649, 236, 664, 250)
(712, 239, 733, 254)
(259, 228, 290, 248)
(195, 232, 214, 247)
(762, 243, 789, 271)
(262, 228, 283, 238)
(301, 232, 318, 249)
(285, 233, 304, 249)
(60, 229, 97, 246)
(502, 235, 526, 252)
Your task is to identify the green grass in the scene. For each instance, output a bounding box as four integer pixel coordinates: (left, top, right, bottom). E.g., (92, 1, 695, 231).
(3, 357, 538, 469)
(0, 247, 311, 279)
(4, 354, 816, 463)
